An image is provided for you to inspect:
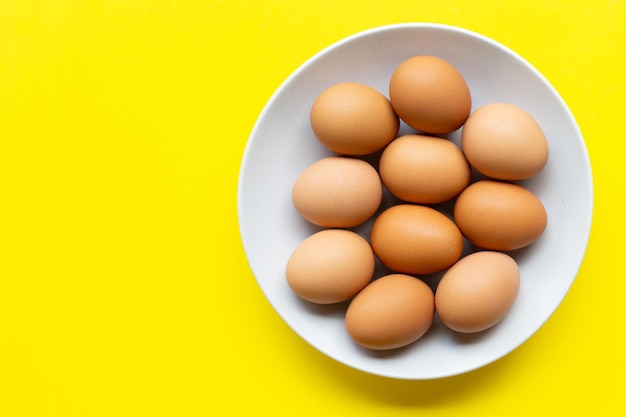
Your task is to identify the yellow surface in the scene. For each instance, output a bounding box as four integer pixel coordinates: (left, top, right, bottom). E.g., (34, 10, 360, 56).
(0, 1, 623, 415)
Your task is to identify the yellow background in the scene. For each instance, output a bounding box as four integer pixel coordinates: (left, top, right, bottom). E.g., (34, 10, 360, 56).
(0, 0, 623, 415)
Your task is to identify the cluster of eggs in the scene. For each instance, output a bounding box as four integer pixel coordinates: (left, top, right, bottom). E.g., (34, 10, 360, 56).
(285, 55, 549, 351)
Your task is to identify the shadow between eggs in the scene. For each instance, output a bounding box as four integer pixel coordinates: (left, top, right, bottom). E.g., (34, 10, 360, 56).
(295, 295, 351, 317)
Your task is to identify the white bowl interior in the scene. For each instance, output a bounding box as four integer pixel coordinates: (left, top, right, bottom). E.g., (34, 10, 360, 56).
(238, 23, 593, 379)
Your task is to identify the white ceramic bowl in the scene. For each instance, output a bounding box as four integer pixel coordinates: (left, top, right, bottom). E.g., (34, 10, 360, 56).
(238, 23, 593, 379)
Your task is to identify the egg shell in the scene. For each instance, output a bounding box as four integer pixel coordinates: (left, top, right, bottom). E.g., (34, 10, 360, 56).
(286, 229, 375, 304)
(310, 82, 400, 155)
(435, 251, 520, 333)
(370, 204, 464, 275)
(461, 102, 549, 180)
(453, 180, 548, 251)
(389, 55, 471, 134)
(292, 156, 382, 228)
(345, 274, 435, 350)
(379, 134, 471, 204)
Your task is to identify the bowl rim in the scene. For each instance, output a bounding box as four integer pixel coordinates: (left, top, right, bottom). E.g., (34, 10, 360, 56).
(237, 22, 594, 380)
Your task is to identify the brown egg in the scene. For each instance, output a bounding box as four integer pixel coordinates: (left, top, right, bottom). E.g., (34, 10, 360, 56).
(389, 55, 471, 134)
(292, 156, 382, 228)
(345, 274, 435, 350)
(286, 229, 375, 304)
(370, 204, 463, 275)
(435, 251, 520, 333)
(454, 180, 548, 251)
(310, 82, 400, 155)
(379, 134, 471, 204)
(461, 102, 549, 180)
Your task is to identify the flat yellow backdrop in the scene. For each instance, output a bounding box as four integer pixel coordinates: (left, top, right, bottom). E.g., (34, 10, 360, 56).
(0, 1, 623, 415)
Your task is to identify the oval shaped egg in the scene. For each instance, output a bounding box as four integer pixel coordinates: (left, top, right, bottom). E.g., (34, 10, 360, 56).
(286, 229, 375, 304)
(454, 180, 547, 251)
(379, 134, 471, 204)
(435, 251, 520, 333)
(370, 204, 463, 275)
(389, 55, 471, 134)
(292, 156, 382, 228)
(310, 82, 400, 155)
(345, 274, 435, 350)
(461, 102, 549, 180)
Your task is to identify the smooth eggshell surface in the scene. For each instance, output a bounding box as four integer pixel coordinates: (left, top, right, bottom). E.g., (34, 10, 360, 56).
(370, 204, 464, 275)
(345, 274, 435, 350)
(379, 134, 471, 204)
(461, 102, 549, 180)
(292, 156, 383, 228)
(454, 180, 548, 251)
(310, 82, 399, 155)
(286, 229, 375, 304)
(435, 251, 520, 333)
(389, 55, 471, 134)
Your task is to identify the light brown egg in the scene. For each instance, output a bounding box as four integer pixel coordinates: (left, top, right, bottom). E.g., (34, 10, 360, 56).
(461, 102, 549, 180)
(389, 55, 471, 134)
(435, 251, 520, 333)
(370, 204, 463, 275)
(292, 156, 382, 228)
(454, 180, 548, 251)
(345, 274, 435, 350)
(379, 134, 471, 204)
(310, 82, 400, 155)
(286, 229, 375, 304)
